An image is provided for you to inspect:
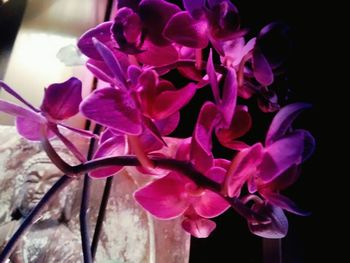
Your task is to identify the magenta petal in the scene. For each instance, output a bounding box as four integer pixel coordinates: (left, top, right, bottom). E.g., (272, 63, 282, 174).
(182, 217, 216, 238)
(77, 21, 114, 60)
(142, 116, 167, 146)
(298, 129, 316, 161)
(16, 118, 54, 141)
(266, 164, 300, 191)
(89, 136, 125, 178)
(248, 203, 288, 239)
(191, 102, 218, 173)
(80, 87, 142, 135)
(100, 129, 115, 144)
(258, 131, 305, 183)
(0, 100, 44, 122)
(138, 0, 181, 46)
(86, 59, 115, 83)
(134, 173, 189, 219)
(163, 11, 209, 49)
(193, 190, 229, 218)
(226, 143, 264, 197)
(152, 83, 196, 119)
(206, 49, 220, 104)
(127, 65, 142, 86)
(205, 166, 226, 184)
(137, 40, 178, 66)
(154, 112, 180, 135)
(263, 192, 310, 216)
(92, 38, 128, 89)
(220, 68, 237, 126)
(266, 103, 312, 146)
(252, 47, 274, 86)
(40, 77, 82, 120)
(216, 105, 252, 149)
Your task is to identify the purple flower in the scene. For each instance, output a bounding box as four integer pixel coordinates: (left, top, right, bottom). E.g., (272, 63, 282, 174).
(0, 78, 91, 141)
(205, 50, 252, 150)
(80, 39, 196, 140)
(225, 103, 315, 215)
(78, 0, 180, 66)
(134, 105, 232, 237)
(163, 0, 243, 50)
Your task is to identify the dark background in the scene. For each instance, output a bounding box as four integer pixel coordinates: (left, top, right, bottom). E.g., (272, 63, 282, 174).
(0, 0, 329, 262)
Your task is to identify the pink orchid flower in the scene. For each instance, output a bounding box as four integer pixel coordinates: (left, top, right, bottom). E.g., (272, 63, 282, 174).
(0, 78, 92, 141)
(224, 103, 315, 237)
(134, 104, 231, 238)
(206, 49, 252, 150)
(78, 0, 180, 66)
(163, 0, 244, 50)
(80, 39, 196, 140)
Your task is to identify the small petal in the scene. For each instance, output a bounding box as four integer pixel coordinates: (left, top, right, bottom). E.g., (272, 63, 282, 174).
(266, 102, 312, 146)
(219, 68, 237, 127)
(127, 65, 142, 86)
(86, 59, 115, 83)
(193, 190, 230, 218)
(0, 100, 44, 122)
(136, 39, 178, 66)
(182, 217, 216, 238)
(80, 87, 142, 135)
(205, 166, 227, 184)
(163, 11, 209, 49)
(252, 47, 274, 86)
(77, 21, 114, 60)
(262, 192, 311, 216)
(138, 0, 181, 46)
(112, 7, 144, 54)
(93, 38, 128, 89)
(134, 173, 189, 219)
(15, 118, 54, 141)
(258, 131, 305, 183)
(89, 136, 125, 178)
(152, 83, 196, 119)
(41, 77, 82, 120)
(248, 203, 288, 239)
(191, 102, 218, 173)
(154, 112, 180, 135)
(206, 49, 220, 104)
(216, 105, 252, 149)
(225, 143, 264, 197)
(142, 116, 167, 146)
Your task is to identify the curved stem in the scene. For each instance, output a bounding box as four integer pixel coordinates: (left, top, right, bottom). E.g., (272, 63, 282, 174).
(91, 176, 113, 260)
(0, 176, 72, 263)
(40, 125, 74, 174)
(0, 154, 268, 263)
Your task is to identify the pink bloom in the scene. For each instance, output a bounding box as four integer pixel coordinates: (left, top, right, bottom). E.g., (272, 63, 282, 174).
(0, 78, 93, 141)
(134, 104, 231, 238)
(226, 103, 315, 215)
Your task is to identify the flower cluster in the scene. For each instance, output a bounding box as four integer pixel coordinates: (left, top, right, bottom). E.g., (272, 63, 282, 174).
(0, 0, 314, 240)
